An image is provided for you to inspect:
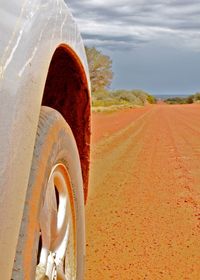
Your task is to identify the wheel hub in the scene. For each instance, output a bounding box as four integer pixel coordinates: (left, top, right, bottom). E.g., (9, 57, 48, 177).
(35, 164, 76, 280)
(45, 252, 57, 280)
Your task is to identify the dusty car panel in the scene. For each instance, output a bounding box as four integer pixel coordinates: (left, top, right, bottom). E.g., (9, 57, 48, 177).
(0, 1, 90, 278)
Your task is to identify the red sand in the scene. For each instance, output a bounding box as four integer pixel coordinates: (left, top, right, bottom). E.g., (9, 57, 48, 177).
(91, 106, 151, 144)
(86, 104, 200, 279)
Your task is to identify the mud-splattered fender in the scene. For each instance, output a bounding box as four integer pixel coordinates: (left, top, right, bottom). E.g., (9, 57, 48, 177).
(0, 1, 90, 278)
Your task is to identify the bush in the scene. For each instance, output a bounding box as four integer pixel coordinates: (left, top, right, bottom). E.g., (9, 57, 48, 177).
(186, 95, 194, 104)
(147, 94, 157, 104)
(165, 92, 200, 104)
(165, 97, 187, 104)
(193, 93, 200, 102)
(91, 89, 156, 108)
(92, 90, 110, 100)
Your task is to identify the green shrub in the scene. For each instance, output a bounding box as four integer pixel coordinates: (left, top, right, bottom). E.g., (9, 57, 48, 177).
(165, 97, 187, 104)
(92, 89, 156, 108)
(147, 94, 157, 104)
(186, 95, 194, 104)
(193, 93, 200, 102)
(92, 90, 110, 100)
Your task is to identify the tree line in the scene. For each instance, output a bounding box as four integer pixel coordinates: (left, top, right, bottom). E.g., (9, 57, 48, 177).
(165, 93, 200, 104)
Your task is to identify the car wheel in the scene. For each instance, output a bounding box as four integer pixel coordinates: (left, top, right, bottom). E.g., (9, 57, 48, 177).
(12, 106, 85, 280)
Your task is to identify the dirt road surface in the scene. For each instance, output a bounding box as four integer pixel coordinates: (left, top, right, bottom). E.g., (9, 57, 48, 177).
(85, 104, 200, 280)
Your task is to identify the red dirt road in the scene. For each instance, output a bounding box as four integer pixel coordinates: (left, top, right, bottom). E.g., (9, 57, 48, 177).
(85, 104, 200, 280)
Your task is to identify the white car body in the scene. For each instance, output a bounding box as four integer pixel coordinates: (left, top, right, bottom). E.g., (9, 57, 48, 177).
(0, 1, 90, 278)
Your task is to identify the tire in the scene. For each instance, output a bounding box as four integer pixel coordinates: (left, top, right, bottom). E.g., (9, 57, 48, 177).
(12, 106, 85, 280)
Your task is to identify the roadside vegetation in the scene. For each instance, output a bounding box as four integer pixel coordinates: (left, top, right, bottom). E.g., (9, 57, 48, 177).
(85, 47, 156, 110)
(92, 89, 156, 108)
(165, 93, 200, 104)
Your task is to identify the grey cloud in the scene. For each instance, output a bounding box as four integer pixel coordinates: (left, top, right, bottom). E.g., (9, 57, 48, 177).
(66, 0, 200, 50)
(82, 33, 149, 45)
(65, 0, 200, 95)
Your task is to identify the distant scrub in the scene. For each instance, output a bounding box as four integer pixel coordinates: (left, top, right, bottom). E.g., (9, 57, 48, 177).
(164, 97, 188, 104)
(165, 92, 200, 104)
(92, 89, 156, 108)
(86, 46, 157, 109)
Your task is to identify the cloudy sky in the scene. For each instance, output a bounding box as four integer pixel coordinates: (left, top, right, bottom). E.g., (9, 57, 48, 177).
(66, 0, 200, 96)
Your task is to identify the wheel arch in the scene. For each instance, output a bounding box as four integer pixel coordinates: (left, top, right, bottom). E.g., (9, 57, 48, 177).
(42, 44, 91, 203)
(0, 2, 90, 278)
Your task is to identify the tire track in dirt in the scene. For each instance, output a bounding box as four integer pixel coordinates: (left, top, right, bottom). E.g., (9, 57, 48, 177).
(85, 104, 200, 280)
(163, 107, 200, 228)
(88, 108, 156, 199)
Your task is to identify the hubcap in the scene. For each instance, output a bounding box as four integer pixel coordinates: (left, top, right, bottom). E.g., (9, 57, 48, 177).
(35, 164, 76, 280)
